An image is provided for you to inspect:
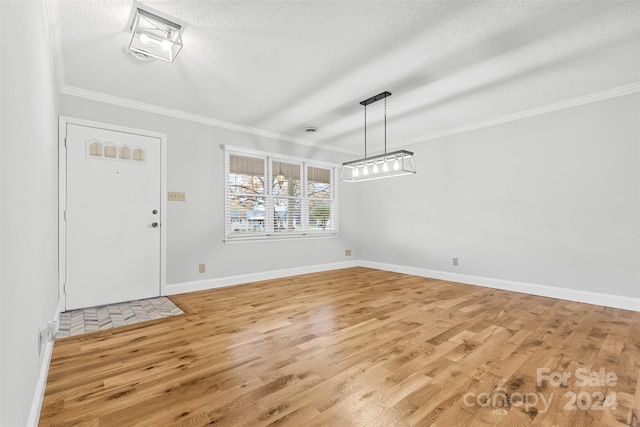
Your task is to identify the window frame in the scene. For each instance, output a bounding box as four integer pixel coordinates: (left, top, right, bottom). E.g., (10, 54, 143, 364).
(223, 145, 339, 242)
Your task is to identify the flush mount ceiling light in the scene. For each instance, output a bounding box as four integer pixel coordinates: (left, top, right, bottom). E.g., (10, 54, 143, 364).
(129, 8, 183, 63)
(341, 91, 416, 182)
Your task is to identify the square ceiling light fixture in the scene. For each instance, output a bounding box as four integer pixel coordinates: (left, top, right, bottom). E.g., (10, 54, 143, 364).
(341, 91, 416, 182)
(129, 8, 183, 63)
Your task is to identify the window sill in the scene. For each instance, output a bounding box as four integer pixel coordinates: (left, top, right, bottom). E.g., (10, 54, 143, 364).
(224, 233, 340, 244)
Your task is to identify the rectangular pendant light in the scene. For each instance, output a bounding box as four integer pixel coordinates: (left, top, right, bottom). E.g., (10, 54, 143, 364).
(341, 149, 416, 182)
(129, 8, 183, 63)
(341, 91, 416, 182)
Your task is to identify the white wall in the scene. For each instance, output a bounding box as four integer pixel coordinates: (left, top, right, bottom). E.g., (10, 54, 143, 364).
(0, 3, 3, 421)
(356, 93, 639, 300)
(59, 95, 359, 289)
(0, 1, 61, 425)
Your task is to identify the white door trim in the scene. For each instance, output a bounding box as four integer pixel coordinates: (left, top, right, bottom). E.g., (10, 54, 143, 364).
(58, 116, 167, 311)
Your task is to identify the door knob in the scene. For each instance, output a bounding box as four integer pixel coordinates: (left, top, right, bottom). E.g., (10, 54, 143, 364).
(152, 210, 158, 214)
(152, 222, 159, 228)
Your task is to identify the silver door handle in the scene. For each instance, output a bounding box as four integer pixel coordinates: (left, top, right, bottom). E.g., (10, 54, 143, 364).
(152, 222, 159, 228)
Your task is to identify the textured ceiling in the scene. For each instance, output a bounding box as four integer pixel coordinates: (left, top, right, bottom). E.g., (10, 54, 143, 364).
(52, 0, 640, 154)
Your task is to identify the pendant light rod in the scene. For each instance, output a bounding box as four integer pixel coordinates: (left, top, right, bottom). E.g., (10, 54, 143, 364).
(384, 96, 387, 155)
(364, 103, 367, 158)
(360, 91, 391, 158)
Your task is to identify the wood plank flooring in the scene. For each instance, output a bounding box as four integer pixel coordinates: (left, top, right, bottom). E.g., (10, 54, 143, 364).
(39, 267, 640, 426)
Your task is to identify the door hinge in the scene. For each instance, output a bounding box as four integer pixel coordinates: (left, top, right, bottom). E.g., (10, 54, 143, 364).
(63, 283, 66, 293)
(64, 210, 67, 221)
(64, 137, 67, 148)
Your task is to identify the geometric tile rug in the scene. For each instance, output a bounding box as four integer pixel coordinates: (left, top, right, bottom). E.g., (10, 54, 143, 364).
(56, 296, 183, 338)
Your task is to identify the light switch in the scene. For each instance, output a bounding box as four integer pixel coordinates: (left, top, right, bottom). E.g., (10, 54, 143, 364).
(168, 192, 186, 201)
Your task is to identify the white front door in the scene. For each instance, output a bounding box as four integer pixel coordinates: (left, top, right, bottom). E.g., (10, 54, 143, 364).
(65, 123, 161, 310)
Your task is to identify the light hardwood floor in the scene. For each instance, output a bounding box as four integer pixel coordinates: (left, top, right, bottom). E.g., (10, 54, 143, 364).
(39, 267, 640, 426)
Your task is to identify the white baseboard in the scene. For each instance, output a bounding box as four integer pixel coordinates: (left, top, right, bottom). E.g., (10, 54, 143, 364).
(167, 259, 639, 311)
(360, 261, 640, 312)
(166, 260, 360, 295)
(27, 298, 64, 427)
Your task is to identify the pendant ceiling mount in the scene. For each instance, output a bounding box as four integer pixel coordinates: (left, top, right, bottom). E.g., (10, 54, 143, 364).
(359, 91, 392, 106)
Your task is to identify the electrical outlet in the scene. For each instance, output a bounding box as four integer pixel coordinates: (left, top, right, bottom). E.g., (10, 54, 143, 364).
(453, 257, 459, 266)
(48, 320, 59, 341)
(168, 191, 186, 201)
(345, 249, 352, 256)
(199, 263, 206, 273)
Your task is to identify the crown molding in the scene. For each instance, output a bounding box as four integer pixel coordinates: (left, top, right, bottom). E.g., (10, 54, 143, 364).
(43, 0, 66, 92)
(60, 81, 639, 158)
(392, 82, 640, 148)
(61, 84, 353, 152)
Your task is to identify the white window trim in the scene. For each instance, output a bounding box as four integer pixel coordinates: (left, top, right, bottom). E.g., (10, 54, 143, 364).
(223, 145, 340, 243)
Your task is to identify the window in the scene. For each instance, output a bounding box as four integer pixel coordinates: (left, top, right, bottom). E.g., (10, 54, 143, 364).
(224, 147, 339, 241)
(85, 140, 145, 164)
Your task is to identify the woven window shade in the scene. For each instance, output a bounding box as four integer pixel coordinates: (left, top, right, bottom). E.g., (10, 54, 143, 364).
(230, 155, 265, 176)
(308, 166, 330, 184)
(272, 161, 301, 179)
